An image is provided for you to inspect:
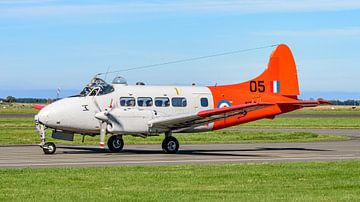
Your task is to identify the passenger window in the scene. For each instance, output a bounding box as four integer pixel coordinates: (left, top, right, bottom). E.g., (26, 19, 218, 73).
(200, 98, 208, 107)
(172, 97, 187, 107)
(155, 97, 170, 107)
(120, 97, 136, 107)
(137, 97, 153, 107)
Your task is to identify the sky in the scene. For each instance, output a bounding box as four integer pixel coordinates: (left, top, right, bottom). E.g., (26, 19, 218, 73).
(0, 0, 359, 100)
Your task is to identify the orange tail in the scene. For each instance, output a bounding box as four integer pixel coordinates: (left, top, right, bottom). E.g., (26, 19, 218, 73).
(259, 44, 299, 96)
(226, 44, 300, 98)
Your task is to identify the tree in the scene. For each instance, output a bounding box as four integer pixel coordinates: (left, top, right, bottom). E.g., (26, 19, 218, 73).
(5, 96, 16, 103)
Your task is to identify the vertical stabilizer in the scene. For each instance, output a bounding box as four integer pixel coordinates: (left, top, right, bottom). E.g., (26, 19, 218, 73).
(260, 44, 300, 96)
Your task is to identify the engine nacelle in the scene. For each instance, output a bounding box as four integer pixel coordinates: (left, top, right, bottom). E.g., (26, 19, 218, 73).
(106, 108, 154, 134)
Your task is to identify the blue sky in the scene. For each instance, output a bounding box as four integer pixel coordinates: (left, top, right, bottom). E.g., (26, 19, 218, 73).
(0, 0, 359, 99)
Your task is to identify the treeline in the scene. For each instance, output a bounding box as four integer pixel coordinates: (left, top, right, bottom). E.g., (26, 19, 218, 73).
(327, 100, 360, 106)
(1, 96, 53, 104)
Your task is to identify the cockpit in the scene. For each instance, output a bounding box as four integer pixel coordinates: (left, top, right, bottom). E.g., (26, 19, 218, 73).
(80, 77, 115, 96)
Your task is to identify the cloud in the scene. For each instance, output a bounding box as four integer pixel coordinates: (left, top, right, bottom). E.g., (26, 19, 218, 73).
(0, 0, 360, 18)
(255, 27, 360, 37)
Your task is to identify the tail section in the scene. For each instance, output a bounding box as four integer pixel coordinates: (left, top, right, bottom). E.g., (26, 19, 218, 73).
(226, 44, 300, 97)
(257, 44, 299, 96)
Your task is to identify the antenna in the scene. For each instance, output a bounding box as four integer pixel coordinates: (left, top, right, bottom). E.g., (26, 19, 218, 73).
(104, 65, 111, 81)
(56, 87, 61, 100)
(97, 44, 278, 76)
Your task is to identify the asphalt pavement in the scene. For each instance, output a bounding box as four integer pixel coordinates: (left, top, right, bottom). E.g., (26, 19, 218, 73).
(0, 136, 359, 168)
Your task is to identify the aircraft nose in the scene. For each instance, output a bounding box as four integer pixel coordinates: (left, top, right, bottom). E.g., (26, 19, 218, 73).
(36, 109, 48, 124)
(36, 101, 62, 128)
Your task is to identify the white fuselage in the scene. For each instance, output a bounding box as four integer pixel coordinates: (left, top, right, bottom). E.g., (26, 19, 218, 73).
(37, 84, 214, 135)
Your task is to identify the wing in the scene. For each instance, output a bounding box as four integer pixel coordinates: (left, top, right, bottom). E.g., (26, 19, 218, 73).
(148, 103, 272, 132)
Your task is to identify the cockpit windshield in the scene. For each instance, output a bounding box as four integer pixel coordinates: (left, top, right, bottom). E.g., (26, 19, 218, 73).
(79, 77, 114, 96)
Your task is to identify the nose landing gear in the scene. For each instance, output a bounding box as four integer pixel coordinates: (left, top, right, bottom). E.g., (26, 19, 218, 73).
(42, 142, 56, 154)
(35, 116, 56, 154)
(35, 116, 57, 155)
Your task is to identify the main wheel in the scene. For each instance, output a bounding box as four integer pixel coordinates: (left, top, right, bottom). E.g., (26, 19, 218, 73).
(42, 142, 56, 154)
(107, 135, 124, 152)
(162, 136, 179, 154)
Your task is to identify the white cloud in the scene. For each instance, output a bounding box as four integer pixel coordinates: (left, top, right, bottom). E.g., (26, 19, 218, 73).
(255, 27, 360, 37)
(0, 0, 360, 18)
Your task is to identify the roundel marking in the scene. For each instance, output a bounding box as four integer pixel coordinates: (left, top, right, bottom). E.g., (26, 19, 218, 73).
(217, 100, 231, 108)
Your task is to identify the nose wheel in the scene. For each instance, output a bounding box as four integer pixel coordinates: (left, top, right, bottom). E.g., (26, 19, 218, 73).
(162, 136, 179, 154)
(42, 142, 56, 154)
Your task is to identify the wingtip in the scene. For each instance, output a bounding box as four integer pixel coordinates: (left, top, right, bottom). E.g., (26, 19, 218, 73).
(32, 104, 46, 110)
(318, 100, 333, 105)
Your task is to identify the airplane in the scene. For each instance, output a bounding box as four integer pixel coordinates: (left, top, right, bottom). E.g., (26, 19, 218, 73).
(33, 44, 330, 154)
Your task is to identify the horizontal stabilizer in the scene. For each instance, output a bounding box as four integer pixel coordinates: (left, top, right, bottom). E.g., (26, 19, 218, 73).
(277, 100, 332, 107)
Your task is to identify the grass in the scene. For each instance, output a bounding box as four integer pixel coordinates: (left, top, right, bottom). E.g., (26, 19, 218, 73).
(0, 128, 347, 145)
(0, 103, 38, 114)
(0, 104, 359, 115)
(241, 117, 360, 128)
(1, 116, 359, 129)
(0, 161, 359, 201)
(0, 117, 34, 127)
(290, 105, 360, 115)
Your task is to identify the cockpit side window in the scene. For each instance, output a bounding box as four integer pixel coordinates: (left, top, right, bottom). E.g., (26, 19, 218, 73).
(80, 77, 114, 97)
(89, 87, 101, 96)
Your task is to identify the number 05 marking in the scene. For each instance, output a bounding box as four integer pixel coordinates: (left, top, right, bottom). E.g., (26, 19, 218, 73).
(250, 80, 265, 92)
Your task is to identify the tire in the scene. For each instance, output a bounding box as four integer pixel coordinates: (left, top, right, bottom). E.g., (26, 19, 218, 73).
(107, 135, 124, 152)
(43, 142, 56, 154)
(162, 136, 179, 154)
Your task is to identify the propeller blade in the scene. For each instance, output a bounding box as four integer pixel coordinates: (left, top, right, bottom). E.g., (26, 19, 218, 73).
(93, 96, 102, 112)
(99, 122, 107, 148)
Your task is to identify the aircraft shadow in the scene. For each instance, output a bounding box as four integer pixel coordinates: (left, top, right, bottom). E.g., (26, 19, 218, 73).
(58, 146, 330, 157)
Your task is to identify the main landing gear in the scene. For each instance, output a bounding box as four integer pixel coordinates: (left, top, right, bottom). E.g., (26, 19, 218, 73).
(107, 135, 124, 152)
(162, 132, 179, 154)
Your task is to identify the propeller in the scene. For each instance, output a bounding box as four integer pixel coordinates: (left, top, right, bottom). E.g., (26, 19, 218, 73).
(93, 97, 114, 148)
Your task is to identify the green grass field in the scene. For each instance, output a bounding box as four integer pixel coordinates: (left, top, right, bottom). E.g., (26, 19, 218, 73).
(1, 105, 357, 145)
(0, 103, 359, 115)
(241, 117, 360, 128)
(1, 116, 359, 129)
(290, 105, 360, 114)
(0, 128, 346, 145)
(0, 105, 357, 145)
(0, 104, 359, 201)
(1, 161, 359, 201)
(0, 103, 38, 114)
